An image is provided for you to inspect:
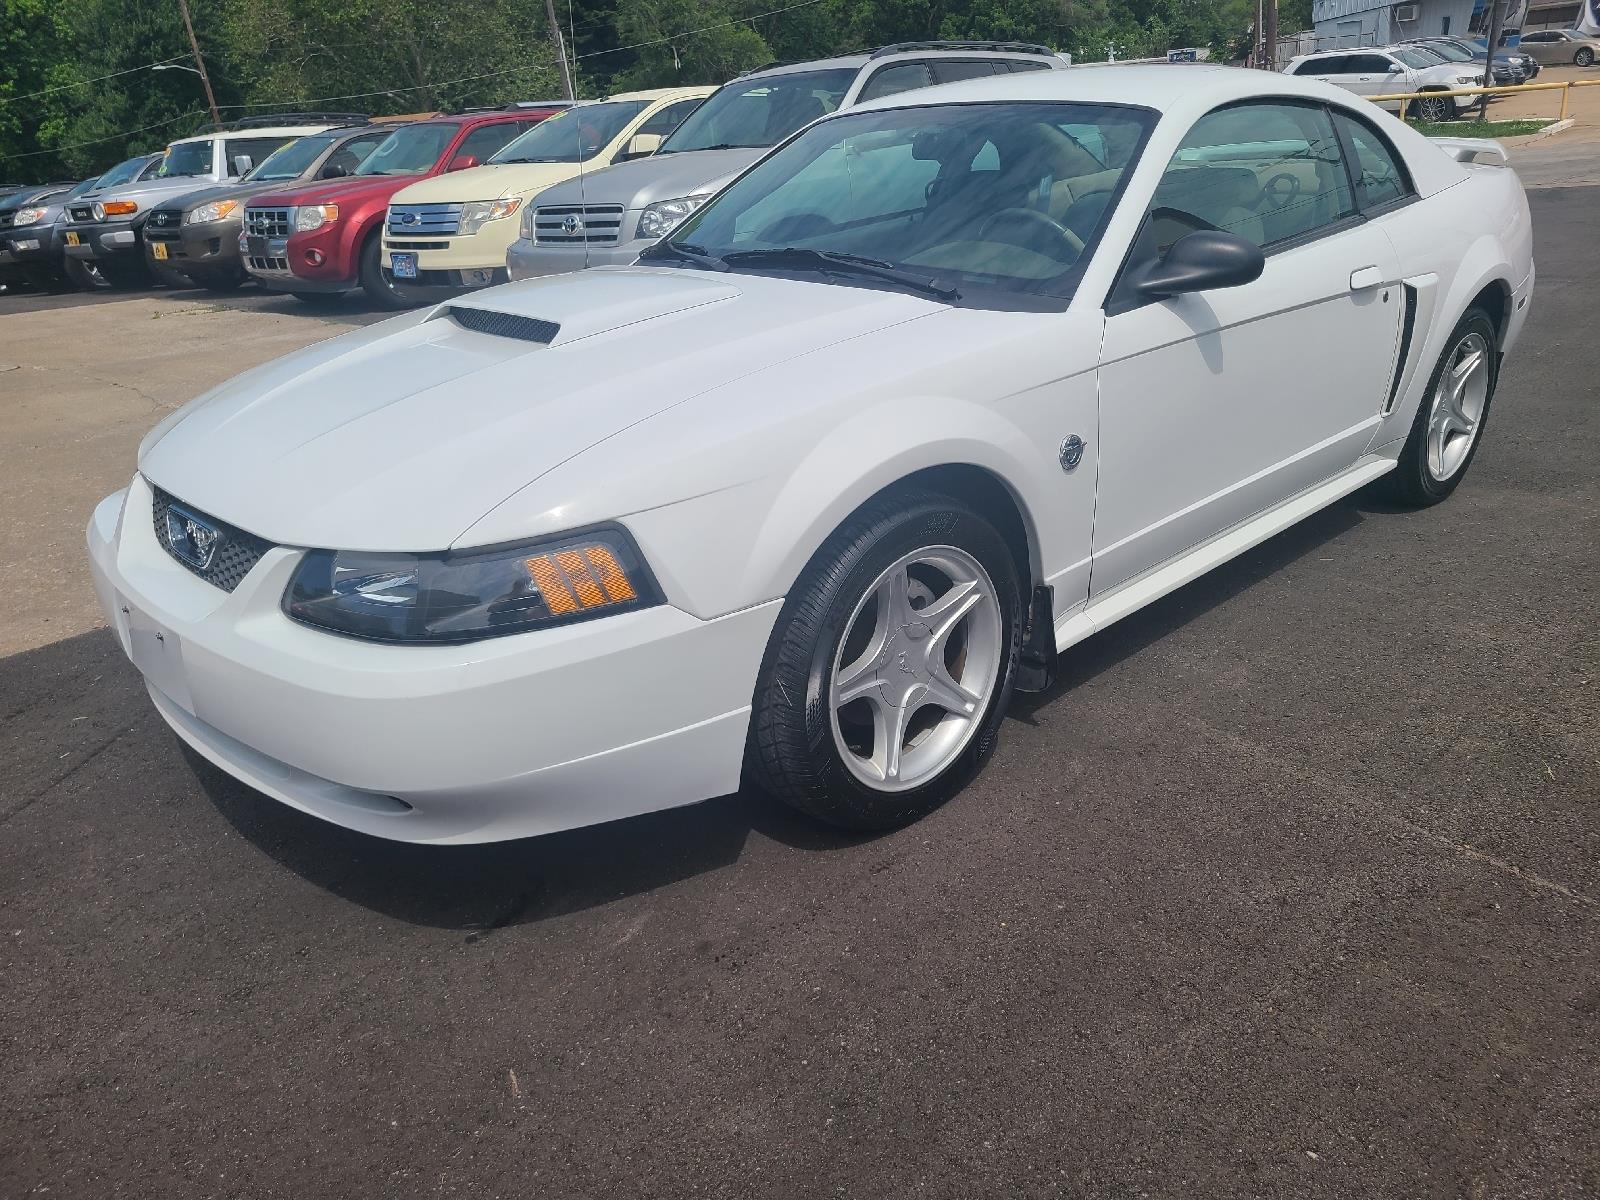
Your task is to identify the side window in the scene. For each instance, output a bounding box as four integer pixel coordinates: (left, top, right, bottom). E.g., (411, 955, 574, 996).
(857, 61, 936, 102)
(1149, 101, 1354, 253)
(224, 136, 292, 175)
(1332, 111, 1412, 210)
(637, 97, 703, 139)
(1002, 58, 1053, 72)
(321, 133, 387, 177)
(456, 122, 522, 163)
(1348, 53, 1398, 73)
(1295, 55, 1343, 74)
(931, 59, 1003, 83)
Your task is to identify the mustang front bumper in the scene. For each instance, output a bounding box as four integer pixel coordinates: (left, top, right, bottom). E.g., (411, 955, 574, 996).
(88, 476, 778, 844)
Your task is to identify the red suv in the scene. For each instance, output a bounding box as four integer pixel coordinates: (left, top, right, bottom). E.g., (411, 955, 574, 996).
(241, 106, 566, 308)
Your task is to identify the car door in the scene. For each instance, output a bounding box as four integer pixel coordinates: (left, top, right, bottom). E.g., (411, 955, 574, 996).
(1345, 52, 1408, 100)
(1519, 33, 1557, 65)
(1090, 99, 1403, 595)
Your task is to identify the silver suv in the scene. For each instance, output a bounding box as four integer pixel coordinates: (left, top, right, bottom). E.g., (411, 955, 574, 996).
(506, 41, 1068, 281)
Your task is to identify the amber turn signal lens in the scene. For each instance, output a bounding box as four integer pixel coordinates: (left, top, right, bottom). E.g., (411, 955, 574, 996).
(102, 200, 138, 216)
(525, 544, 640, 616)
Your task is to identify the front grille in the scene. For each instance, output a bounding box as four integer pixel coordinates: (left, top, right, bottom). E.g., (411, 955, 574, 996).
(0, 212, 13, 231)
(447, 306, 559, 343)
(534, 204, 624, 245)
(68, 203, 96, 222)
(246, 255, 290, 272)
(387, 239, 450, 251)
(147, 209, 181, 230)
(151, 486, 273, 593)
(388, 203, 462, 237)
(145, 226, 180, 243)
(245, 207, 291, 239)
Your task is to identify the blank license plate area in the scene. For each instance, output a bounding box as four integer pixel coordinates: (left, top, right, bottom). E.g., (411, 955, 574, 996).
(125, 602, 194, 712)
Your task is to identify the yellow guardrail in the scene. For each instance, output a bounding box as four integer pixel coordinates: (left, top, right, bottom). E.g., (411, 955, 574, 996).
(1368, 76, 1600, 123)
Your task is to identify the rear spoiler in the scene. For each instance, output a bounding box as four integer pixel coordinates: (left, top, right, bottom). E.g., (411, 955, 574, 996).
(1430, 137, 1510, 166)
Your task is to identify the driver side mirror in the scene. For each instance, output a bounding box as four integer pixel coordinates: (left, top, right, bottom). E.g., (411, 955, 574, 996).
(231, 154, 254, 177)
(618, 132, 662, 162)
(320, 162, 350, 179)
(1131, 230, 1265, 300)
(447, 154, 480, 172)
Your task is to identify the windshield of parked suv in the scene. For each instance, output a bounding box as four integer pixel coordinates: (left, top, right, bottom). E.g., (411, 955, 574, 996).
(1416, 40, 1471, 61)
(1390, 47, 1440, 69)
(157, 141, 214, 178)
(63, 176, 102, 199)
(96, 156, 150, 189)
(658, 101, 1155, 306)
(659, 69, 855, 153)
(248, 134, 334, 181)
(356, 123, 455, 175)
(492, 100, 650, 163)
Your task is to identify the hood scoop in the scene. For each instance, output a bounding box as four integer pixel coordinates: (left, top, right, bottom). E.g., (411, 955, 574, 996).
(444, 306, 560, 344)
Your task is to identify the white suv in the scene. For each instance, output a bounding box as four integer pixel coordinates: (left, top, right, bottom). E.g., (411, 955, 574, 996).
(1284, 47, 1480, 122)
(506, 41, 1069, 281)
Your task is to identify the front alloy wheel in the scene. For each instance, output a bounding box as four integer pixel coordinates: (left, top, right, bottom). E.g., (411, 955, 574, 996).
(747, 490, 1023, 829)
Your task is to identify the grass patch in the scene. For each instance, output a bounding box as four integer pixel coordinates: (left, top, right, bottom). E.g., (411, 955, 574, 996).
(1413, 118, 1553, 138)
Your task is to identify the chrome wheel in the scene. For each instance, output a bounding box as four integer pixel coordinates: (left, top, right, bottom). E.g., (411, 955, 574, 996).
(1426, 331, 1491, 482)
(828, 546, 1003, 792)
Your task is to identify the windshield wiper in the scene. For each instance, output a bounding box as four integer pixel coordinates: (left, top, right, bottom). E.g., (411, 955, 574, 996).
(720, 247, 960, 302)
(685, 142, 768, 152)
(638, 241, 727, 271)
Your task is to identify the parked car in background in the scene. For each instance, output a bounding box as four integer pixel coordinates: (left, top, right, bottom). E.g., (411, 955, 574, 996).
(0, 181, 78, 287)
(1284, 47, 1481, 120)
(506, 41, 1067, 282)
(1518, 29, 1600, 66)
(382, 87, 712, 302)
(1403, 36, 1538, 82)
(0, 155, 160, 291)
(241, 104, 568, 307)
(142, 123, 400, 292)
(86, 65, 1532, 843)
(62, 115, 362, 288)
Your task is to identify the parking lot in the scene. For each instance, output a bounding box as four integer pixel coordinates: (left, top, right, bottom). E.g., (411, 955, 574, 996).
(2, 179, 1597, 1198)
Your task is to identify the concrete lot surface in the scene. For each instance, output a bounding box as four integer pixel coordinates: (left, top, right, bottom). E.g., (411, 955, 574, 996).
(1, 188, 1597, 1198)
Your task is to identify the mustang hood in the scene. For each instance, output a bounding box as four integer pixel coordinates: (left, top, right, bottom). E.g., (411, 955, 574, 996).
(139, 267, 941, 551)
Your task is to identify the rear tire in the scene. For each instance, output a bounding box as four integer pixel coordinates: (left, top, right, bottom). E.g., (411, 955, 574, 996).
(746, 490, 1023, 830)
(1385, 307, 1498, 507)
(358, 231, 421, 310)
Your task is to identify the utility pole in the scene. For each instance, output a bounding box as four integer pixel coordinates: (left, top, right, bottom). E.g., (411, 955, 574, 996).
(1263, 0, 1279, 71)
(1478, 0, 1505, 117)
(175, 0, 222, 126)
(544, 0, 576, 101)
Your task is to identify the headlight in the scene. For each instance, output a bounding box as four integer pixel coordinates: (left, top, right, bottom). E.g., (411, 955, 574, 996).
(637, 194, 711, 240)
(294, 204, 339, 233)
(101, 199, 138, 217)
(187, 199, 240, 224)
(458, 198, 522, 236)
(284, 528, 659, 643)
(91, 202, 106, 221)
(11, 206, 48, 227)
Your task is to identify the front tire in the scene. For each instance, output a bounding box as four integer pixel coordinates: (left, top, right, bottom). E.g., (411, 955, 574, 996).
(1411, 93, 1452, 122)
(358, 231, 421, 310)
(747, 490, 1023, 830)
(189, 267, 246, 292)
(1576, 47, 1594, 66)
(1386, 307, 1498, 506)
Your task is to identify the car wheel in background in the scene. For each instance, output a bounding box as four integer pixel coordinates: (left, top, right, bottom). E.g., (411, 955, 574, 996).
(1411, 93, 1453, 122)
(747, 490, 1023, 830)
(1386, 306, 1498, 506)
(358, 230, 420, 310)
(61, 257, 105, 292)
(1576, 47, 1595, 66)
(189, 267, 246, 293)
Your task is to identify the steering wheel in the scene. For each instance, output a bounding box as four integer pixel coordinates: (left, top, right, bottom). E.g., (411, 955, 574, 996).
(977, 207, 1086, 259)
(1259, 173, 1302, 213)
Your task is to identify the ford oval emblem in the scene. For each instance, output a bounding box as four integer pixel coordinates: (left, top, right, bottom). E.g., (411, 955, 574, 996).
(400, 212, 418, 225)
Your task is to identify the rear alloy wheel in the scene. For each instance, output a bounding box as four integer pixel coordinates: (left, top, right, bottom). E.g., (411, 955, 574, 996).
(1386, 307, 1498, 506)
(1412, 93, 1453, 123)
(1576, 48, 1594, 66)
(747, 491, 1023, 830)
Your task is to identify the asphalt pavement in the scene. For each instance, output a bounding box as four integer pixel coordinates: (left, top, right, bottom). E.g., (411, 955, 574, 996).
(1, 187, 1597, 1200)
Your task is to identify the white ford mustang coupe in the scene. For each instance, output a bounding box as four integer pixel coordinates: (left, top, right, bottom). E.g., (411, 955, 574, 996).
(88, 66, 1533, 843)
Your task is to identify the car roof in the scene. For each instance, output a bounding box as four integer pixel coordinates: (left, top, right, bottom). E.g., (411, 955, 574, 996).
(745, 45, 1061, 78)
(605, 86, 718, 102)
(168, 123, 345, 145)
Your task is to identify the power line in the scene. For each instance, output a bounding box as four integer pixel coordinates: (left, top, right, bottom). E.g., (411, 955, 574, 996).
(0, 55, 190, 105)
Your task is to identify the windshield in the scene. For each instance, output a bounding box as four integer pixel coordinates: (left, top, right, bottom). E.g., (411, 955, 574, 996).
(1390, 48, 1440, 69)
(356, 123, 455, 176)
(248, 135, 334, 181)
(1417, 40, 1471, 61)
(96, 156, 148, 189)
(157, 141, 214, 178)
(64, 176, 102, 199)
(660, 69, 855, 153)
(664, 101, 1155, 306)
(492, 100, 650, 163)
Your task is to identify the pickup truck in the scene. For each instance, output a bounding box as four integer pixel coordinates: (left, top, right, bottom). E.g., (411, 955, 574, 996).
(0, 155, 160, 291)
(381, 87, 711, 302)
(142, 123, 399, 292)
(61, 114, 361, 288)
(241, 104, 568, 308)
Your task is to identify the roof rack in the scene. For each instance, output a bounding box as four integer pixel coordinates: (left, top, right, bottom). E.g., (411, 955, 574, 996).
(868, 40, 1057, 59)
(196, 112, 369, 133)
(447, 100, 576, 115)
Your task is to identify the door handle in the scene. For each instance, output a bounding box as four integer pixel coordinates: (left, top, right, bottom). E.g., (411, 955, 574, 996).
(1350, 265, 1383, 291)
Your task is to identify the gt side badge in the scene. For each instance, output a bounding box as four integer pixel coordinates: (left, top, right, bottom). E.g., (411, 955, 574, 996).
(1059, 434, 1087, 473)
